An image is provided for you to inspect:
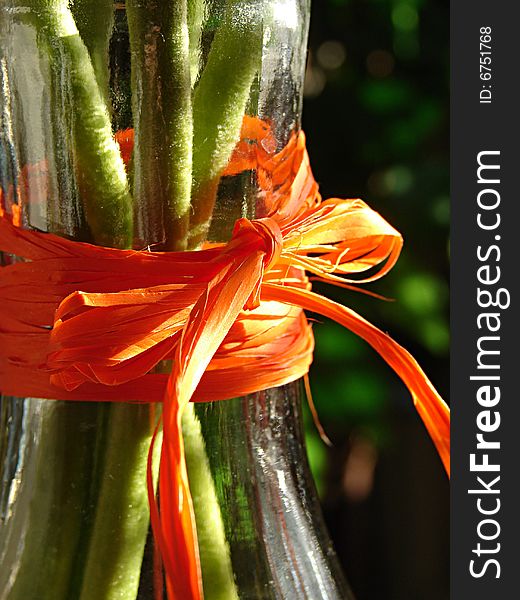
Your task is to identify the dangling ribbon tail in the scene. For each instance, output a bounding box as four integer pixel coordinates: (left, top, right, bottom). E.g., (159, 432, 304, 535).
(261, 283, 450, 476)
(148, 242, 267, 600)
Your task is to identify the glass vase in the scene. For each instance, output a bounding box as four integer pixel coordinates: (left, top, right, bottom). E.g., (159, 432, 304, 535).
(0, 1, 353, 598)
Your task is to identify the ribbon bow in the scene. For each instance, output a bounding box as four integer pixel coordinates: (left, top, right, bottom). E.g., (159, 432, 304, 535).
(0, 127, 449, 600)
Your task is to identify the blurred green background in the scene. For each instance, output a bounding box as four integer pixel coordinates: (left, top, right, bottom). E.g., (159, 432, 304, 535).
(301, 1, 449, 598)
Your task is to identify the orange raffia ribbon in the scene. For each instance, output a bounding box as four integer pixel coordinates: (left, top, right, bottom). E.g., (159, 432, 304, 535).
(0, 122, 450, 600)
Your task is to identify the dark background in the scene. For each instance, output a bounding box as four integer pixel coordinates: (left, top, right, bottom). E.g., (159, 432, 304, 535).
(302, 1, 449, 598)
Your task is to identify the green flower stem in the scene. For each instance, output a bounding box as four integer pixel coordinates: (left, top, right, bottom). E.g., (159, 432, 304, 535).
(128, 2, 238, 596)
(171, 2, 265, 594)
(78, 405, 162, 600)
(126, 0, 169, 248)
(127, 0, 193, 250)
(146, 2, 239, 590)
(28, 0, 133, 248)
(157, 0, 193, 250)
(5, 403, 109, 600)
(70, 0, 115, 111)
(61, 31, 133, 248)
(59, 6, 159, 595)
(189, 0, 264, 247)
(188, 0, 206, 85)
(182, 403, 239, 600)
(7, 5, 153, 600)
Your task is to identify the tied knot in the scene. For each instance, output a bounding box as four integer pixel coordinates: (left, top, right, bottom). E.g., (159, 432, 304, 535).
(228, 217, 283, 311)
(230, 217, 283, 272)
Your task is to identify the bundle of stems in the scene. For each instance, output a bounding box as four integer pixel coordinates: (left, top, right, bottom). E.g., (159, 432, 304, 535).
(5, 0, 267, 598)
